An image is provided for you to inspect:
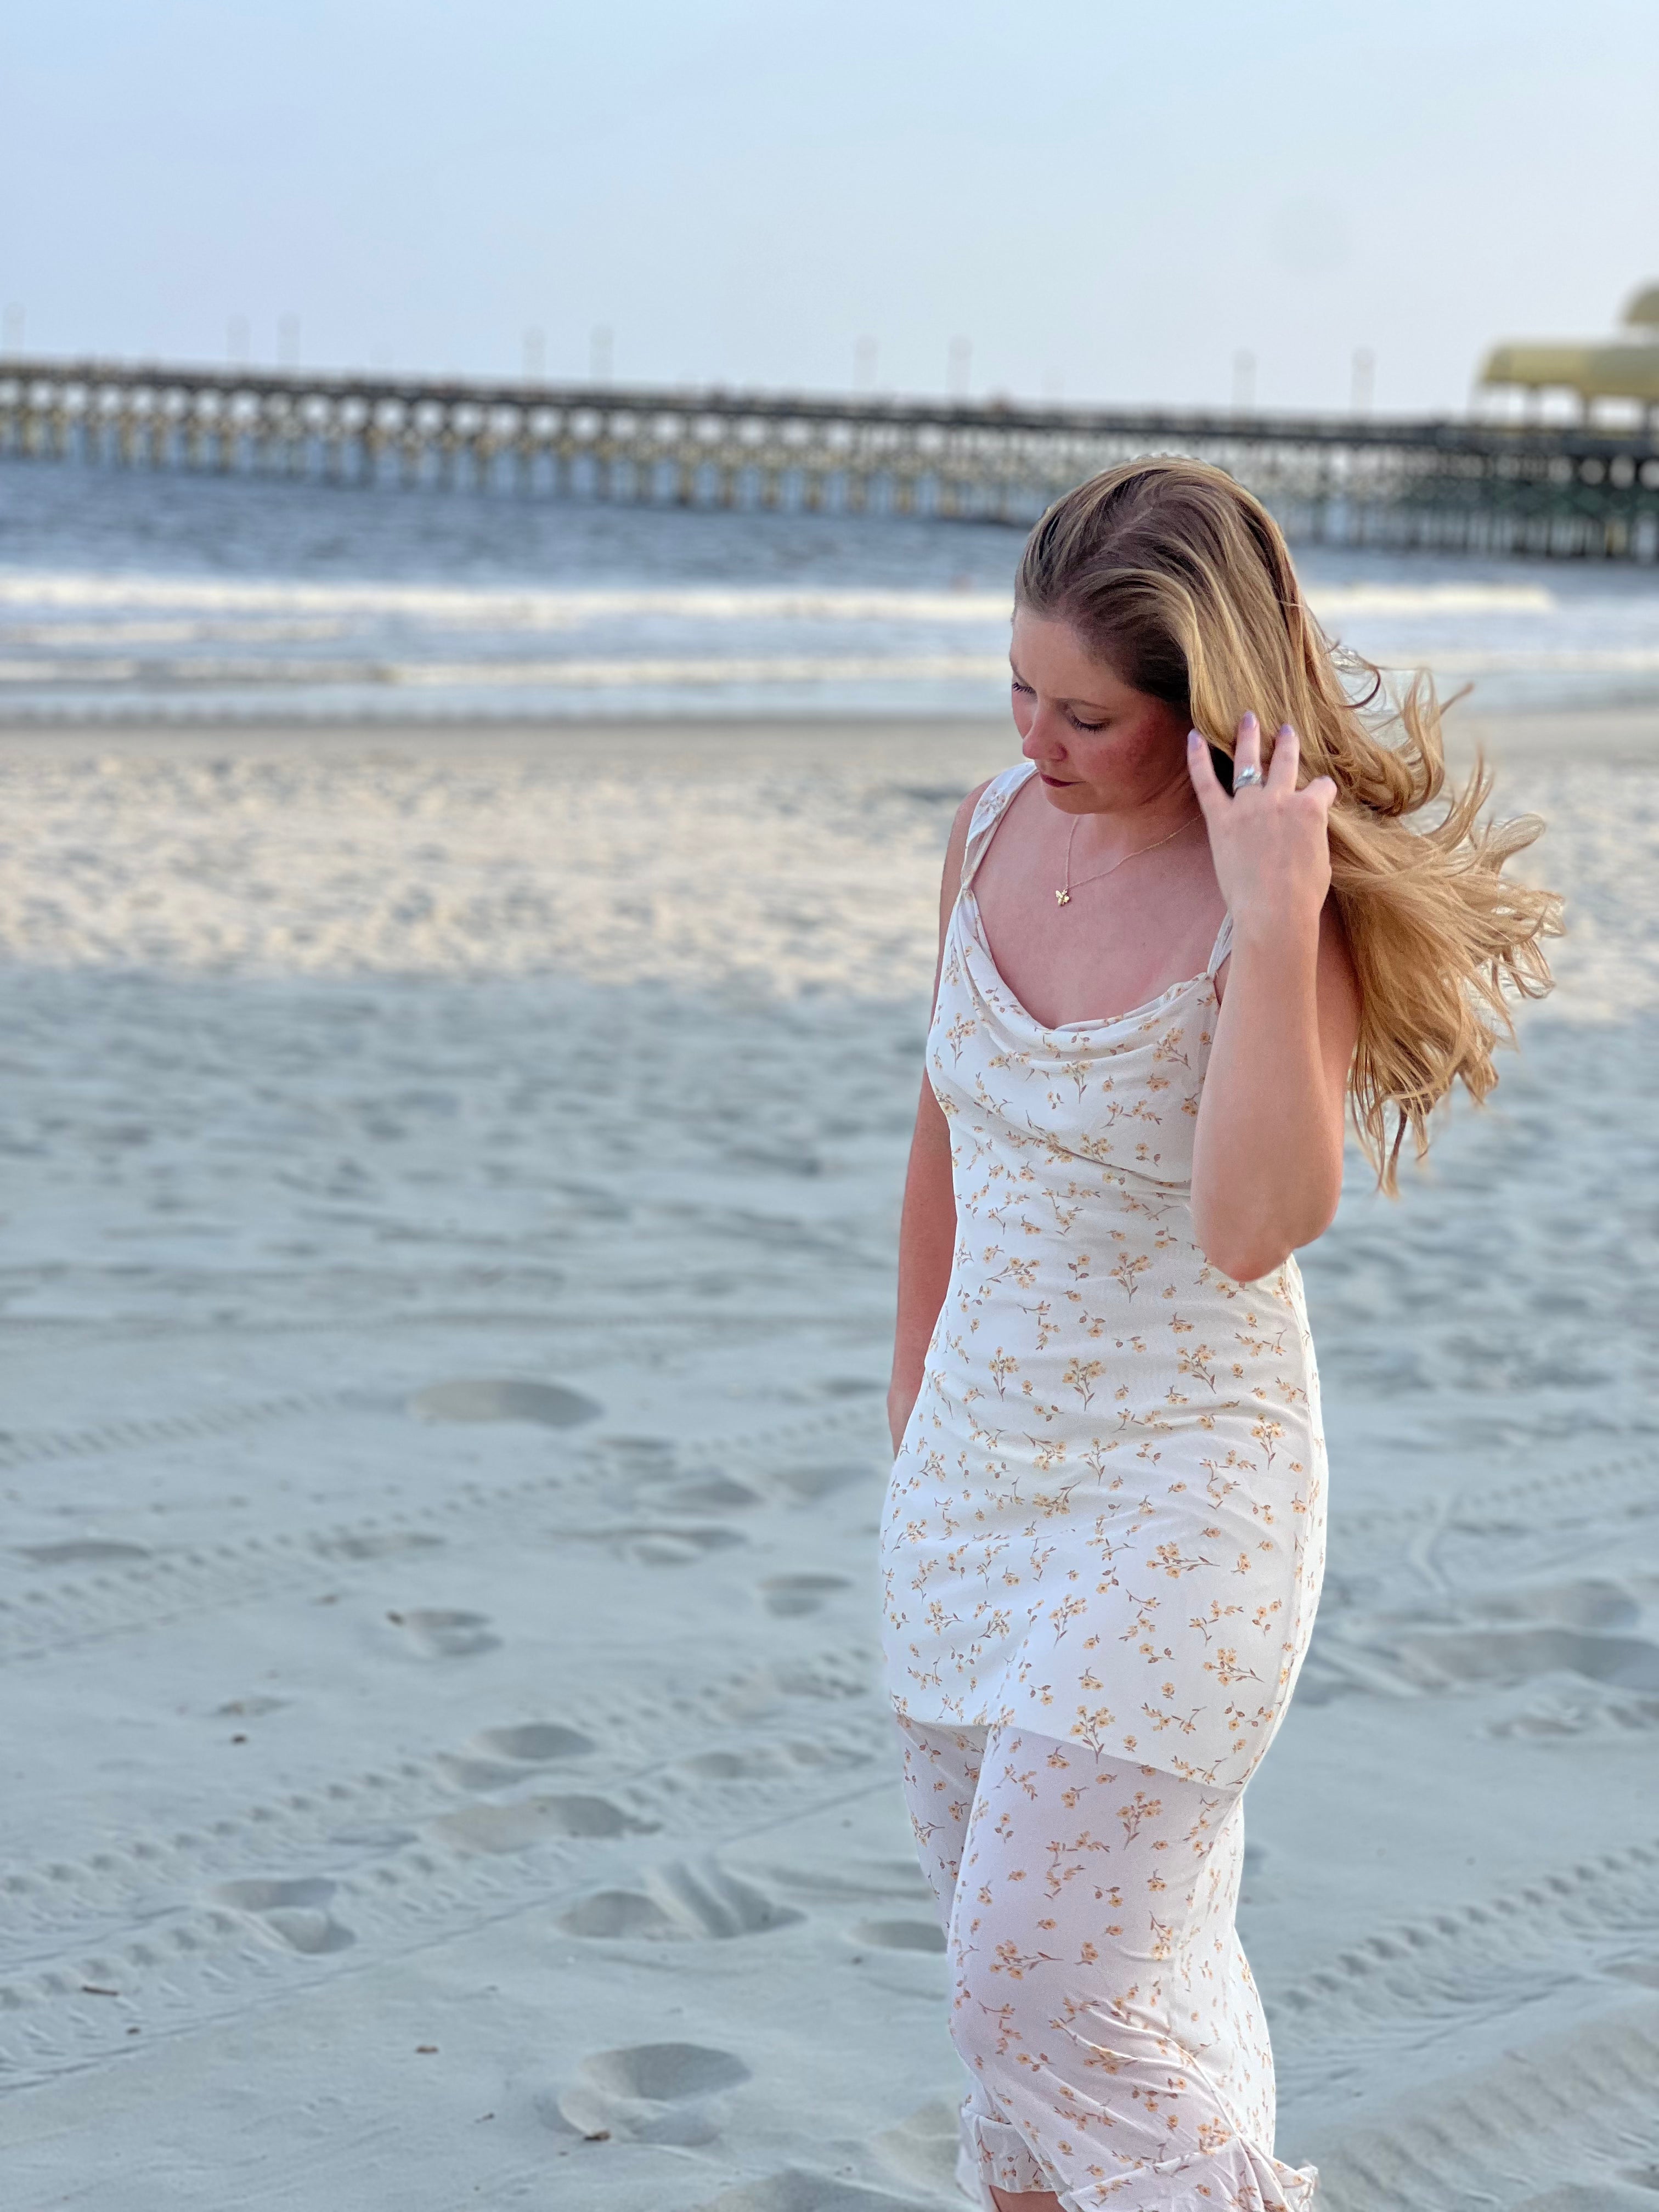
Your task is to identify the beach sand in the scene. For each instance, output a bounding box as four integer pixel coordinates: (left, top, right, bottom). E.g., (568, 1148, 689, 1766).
(0, 708, 1656, 2211)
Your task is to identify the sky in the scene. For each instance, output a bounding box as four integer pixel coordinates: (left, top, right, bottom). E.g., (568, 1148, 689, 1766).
(5, 0, 1658, 416)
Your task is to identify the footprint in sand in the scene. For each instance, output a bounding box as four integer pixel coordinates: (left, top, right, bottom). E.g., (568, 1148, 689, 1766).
(329, 1823, 418, 1850)
(17, 1540, 151, 1567)
(387, 1608, 499, 1658)
(477, 1723, 590, 1762)
(437, 1720, 593, 1791)
(1394, 1622, 1659, 1696)
(1500, 1579, 1641, 1632)
(761, 1855, 938, 1908)
(212, 1877, 354, 1954)
(847, 1917, 946, 1954)
(408, 1378, 600, 1428)
(606, 1525, 746, 1568)
(1306, 1577, 1657, 1713)
(314, 1530, 444, 1562)
(713, 1653, 874, 1726)
(558, 1857, 803, 1942)
(675, 1747, 775, 1782)
(759, 1574, 851, 1618)
(1511, 2190, 1659, 2211)
(430, 1793, 653, 1854)
(698, 2170, 937, 2211)
(556, 1889, 677, 1939)
(770, 1462, 876, 1504)
(594, 1434, 675, 1471)
(663, 1475, 763, 1514)
(871, 2100, 963, 2199)
(551, 2041, 748, 2146)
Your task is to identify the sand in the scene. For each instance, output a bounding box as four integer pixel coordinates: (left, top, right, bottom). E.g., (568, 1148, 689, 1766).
(0, 707, 1656, 2212)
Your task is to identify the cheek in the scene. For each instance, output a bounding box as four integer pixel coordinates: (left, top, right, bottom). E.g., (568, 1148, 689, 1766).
(1063, 735, 1118, 779)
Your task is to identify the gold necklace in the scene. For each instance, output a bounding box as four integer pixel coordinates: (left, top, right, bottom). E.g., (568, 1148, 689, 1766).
(1055, 810, 1199, 907)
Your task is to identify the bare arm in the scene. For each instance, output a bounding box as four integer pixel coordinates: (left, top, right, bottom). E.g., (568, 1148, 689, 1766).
(887, 786, 985, 1452)
(1187, 716, 1361, 1284)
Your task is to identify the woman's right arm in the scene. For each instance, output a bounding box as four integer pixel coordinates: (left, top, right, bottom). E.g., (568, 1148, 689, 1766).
(887, 785, 985, 1453)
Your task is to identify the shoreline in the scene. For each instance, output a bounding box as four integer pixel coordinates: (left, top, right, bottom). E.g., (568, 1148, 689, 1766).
(0, 713, 1014, 777)
(0, 701, 1652, 759)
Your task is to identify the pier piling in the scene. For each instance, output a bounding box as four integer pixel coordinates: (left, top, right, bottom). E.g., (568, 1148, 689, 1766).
(2, 357, 1657, 560)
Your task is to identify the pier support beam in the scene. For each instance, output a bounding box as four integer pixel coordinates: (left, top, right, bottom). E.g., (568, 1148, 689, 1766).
(1, 358, 1656, 561)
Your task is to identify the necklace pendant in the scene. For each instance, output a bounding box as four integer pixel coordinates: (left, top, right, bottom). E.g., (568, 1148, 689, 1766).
(1055, 888, 1070, 906)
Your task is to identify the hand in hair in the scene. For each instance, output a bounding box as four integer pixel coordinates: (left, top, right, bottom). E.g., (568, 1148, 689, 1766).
(1184, 712, 1357, 1283)
(1184, 712, 1336, 936)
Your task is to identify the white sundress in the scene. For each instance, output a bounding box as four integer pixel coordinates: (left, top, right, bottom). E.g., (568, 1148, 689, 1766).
(881, 761, 1328, 1791)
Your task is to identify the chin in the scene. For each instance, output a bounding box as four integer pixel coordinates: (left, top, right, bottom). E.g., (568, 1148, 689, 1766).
(1035, 775, 1096, 809)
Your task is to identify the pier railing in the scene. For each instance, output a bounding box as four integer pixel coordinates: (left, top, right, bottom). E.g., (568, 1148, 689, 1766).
(4, 356, 1659, 560)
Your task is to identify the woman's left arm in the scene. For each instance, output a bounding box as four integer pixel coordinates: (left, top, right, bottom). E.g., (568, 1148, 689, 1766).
(1187, 713, 1361, 1284)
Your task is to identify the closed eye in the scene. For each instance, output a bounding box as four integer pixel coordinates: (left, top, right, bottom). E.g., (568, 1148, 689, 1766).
(1011, 672, 1105, 733)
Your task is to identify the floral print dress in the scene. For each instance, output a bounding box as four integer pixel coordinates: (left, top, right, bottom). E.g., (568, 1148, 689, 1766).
(881, 761, 1328, 1793)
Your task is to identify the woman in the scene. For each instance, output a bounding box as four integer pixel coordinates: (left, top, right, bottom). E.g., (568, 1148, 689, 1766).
(880, 458, 1558, 2211)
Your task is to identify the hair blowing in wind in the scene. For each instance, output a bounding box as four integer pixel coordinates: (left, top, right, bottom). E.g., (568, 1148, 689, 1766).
(1016, 457, 1563, 1187)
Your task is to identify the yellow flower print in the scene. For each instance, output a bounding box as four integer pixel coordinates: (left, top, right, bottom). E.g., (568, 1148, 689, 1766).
(988, 1348, 1020, 1396)
(1063, 1357, 1107, 1407)
(883, 758, 1327, 1853)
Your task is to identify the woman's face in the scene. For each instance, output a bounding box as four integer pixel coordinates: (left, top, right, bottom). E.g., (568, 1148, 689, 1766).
(1009, 608, 1192, 812)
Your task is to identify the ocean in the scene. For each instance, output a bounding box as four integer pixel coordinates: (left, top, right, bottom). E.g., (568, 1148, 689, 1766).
(3, 455, 1658, 721)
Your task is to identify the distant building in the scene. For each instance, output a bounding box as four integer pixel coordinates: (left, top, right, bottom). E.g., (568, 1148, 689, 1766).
(1481, 285, 1659, 412)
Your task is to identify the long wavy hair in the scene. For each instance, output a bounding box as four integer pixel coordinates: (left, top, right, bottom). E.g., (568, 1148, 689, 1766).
(1016, 456, 1561, 1187)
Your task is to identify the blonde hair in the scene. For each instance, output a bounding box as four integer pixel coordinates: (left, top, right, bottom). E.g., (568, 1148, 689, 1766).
(1016, 456, 1561, 1188)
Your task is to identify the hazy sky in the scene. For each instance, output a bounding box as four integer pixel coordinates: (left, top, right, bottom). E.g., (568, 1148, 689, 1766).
(7, 0, 1657, 414)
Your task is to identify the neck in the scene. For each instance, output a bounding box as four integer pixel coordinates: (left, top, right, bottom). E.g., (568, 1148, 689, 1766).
(1062, 764, 1198, 851)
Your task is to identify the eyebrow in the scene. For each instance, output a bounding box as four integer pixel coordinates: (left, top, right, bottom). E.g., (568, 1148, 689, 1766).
(1007, 655, 1113, 712)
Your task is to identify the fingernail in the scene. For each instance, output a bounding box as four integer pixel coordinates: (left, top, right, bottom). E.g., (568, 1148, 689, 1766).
(1278, 722, 1293, 737)
(1187, 729, 1202, 748)
(1240, 711, 1257, 732)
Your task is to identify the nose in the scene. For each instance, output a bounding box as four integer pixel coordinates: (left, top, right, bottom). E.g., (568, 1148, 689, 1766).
(1019, 701, 1070, 763)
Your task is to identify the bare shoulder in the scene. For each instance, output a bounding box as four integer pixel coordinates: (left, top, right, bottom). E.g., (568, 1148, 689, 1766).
(955, 783, 995, 840)
(938, 778, 995, 912)
(946, 777, 994, 850)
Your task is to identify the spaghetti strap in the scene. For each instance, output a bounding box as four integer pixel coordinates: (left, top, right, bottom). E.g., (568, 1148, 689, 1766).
(960, 762, 1037, 895)
(1206, 911, 1234, 976)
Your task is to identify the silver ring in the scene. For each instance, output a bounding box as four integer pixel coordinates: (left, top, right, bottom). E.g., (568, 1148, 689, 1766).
(1232, 765, 1263, 790)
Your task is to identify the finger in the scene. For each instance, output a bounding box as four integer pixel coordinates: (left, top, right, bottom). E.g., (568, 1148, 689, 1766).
(1232, 711, 1262, 784)
(1267, 721, 1300, 790)
(1304, 773, 1337, 817)
(1186, 729, 1227, 815)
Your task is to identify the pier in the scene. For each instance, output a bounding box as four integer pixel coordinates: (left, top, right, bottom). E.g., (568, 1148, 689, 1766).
(4, 355, 1659, 560)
